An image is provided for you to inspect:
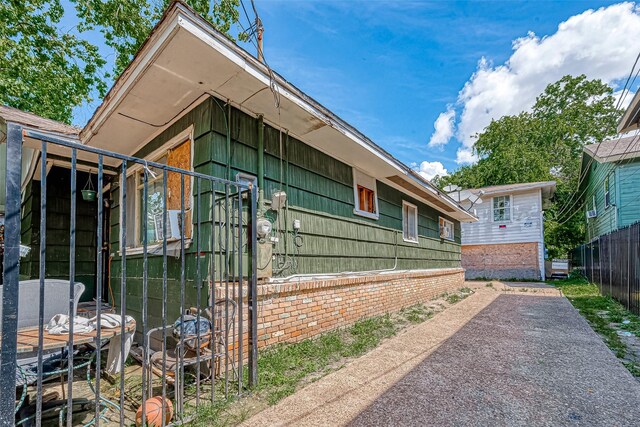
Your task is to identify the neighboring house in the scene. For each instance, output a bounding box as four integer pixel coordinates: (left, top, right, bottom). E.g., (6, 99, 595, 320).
(2, 2, 475, 343)
(453, 181, 556, 281)
(578, 136, 640, 242)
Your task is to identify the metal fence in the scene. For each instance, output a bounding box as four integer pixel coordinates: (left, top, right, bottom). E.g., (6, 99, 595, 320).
(1, 123, 258, 426)
(570, 221, 640, 315)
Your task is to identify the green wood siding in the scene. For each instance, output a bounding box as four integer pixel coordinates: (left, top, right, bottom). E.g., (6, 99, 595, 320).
(617, 161, 640, 228)
(20, 167, 98, 300)
(107, 96, 462, 328)
(584, 157, 640, 240)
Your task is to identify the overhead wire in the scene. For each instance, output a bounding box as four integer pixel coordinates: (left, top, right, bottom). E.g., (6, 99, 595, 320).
(553, 134, 640, 226)
(552, 53, 640, 219)
(554, 134, 635, 221)
(554, 130, 640, 224)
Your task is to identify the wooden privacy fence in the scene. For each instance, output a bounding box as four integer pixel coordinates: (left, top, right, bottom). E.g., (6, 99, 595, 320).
(570, 221, 640, 315)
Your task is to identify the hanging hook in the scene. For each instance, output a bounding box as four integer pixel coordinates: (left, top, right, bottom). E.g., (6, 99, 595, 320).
(143, 160, 157, 179)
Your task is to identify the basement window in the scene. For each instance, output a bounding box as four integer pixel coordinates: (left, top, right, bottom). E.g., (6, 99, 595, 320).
(121, 128, 193, 249)
(493, 195, 511, 222)
(439, 217, 454, 241)
(353, 169, 379, 219)
(402, 201, 418, 243)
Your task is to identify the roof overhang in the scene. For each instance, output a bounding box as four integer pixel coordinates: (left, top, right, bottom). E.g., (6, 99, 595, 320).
(79, 1, 474, 221)
(472, 181, 557, 202)
(618, 90, 640, 133)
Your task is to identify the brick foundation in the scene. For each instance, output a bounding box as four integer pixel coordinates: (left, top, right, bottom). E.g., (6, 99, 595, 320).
(255, 268, 464, 347)
(217, 268, 464, 350)
(462, 242, 540, 280)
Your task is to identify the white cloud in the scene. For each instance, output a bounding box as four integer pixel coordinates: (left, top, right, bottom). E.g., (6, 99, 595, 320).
(433, 2, 640, 164)
(414, 161, 449, 181)
(455, 148, 478, 165)
(428, 107, 456, 147)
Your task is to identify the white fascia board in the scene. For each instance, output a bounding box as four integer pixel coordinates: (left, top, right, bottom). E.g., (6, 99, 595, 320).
(403, 172, 476, 221)
(177, 13, 405, 175)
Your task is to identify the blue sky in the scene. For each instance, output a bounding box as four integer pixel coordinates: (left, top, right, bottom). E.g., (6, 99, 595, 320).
(69, 0, 640, 178)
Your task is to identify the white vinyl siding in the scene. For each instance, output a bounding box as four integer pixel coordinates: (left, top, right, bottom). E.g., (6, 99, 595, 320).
(461, 190, 543, 246)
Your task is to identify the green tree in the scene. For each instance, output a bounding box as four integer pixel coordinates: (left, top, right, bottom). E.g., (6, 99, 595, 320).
(437, 75, 622, 258)
(0, 0, 246, 124)
(0, 0, 106, 123)
(73, 0, 247, 77)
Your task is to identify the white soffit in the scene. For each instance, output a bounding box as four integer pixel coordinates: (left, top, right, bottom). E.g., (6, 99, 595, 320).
(82, 3, 471, 219)
(83, 8, 403, 176)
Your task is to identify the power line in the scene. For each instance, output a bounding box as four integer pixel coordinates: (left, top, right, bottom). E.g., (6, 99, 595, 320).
(554, 130, 640, 223)
(552, 52, 640, 218)
(553, 131, 640, 222)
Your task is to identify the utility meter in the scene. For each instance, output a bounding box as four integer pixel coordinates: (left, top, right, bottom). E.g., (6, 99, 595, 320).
(257, 218, 272, 238)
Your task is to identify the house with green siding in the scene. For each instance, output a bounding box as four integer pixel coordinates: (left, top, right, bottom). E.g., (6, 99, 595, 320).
(3, 1, 475, 334)
(579, 136, 640, 242)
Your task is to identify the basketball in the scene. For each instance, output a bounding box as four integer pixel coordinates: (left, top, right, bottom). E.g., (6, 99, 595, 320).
(135, 396, 173, 427)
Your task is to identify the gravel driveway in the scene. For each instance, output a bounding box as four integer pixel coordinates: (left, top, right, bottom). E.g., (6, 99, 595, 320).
(245, 287, 640, 427)
(349, 293, 640, 427)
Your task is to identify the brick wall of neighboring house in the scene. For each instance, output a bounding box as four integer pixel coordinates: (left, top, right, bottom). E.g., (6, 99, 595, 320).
(216, 268, 464, 350)
(461, 242, 540, 280)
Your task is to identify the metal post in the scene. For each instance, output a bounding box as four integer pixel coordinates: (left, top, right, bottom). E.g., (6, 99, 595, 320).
(609, 236, 612, 297)
(36, 141, 47, 425)
(237, 186, 244, 395)
(0, 123, 22, 425)
(628, 226, 632, 310)
(66, 148, 78, 427)
(119, 161, 127, 427)
(94, 155, 103, 426)
(248, 183, 258, 387)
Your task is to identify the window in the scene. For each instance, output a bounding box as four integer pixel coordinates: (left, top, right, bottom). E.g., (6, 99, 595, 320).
(122, 129, 193, 249)
(604, 176, 611, 208)
(402, 201, 418, 243)
(353, 169, 379, 219)
(492, 195, 511, 222)
(137, 156, 167, 245)
(439, 217, 454, 241)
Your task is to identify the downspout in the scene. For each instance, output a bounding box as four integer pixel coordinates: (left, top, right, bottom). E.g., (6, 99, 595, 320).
(257, 115, 265, 214)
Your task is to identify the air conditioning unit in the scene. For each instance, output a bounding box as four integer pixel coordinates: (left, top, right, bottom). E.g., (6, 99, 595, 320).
(167, 210, 184, 240)
(586, 209, 598, 219)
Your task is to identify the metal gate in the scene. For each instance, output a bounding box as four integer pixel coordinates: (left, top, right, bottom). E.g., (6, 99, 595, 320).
(1, 123, 258, 425)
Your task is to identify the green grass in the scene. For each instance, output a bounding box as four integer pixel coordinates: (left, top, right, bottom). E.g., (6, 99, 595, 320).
(257, 314, 397, 404)
(401, 304, 434, 324)
(553, 277, 640, 371)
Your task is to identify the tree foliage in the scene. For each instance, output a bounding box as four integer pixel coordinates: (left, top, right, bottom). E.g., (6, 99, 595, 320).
(436, 75, 622, 258)
(0, 0, 106, 123)
(73, 0, 247, 77)
(0, 0, 246, 124)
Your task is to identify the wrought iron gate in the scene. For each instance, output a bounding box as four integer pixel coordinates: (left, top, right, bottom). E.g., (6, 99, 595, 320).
(1, 123, 258, 425)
